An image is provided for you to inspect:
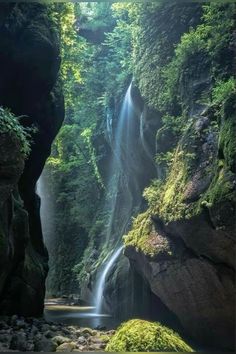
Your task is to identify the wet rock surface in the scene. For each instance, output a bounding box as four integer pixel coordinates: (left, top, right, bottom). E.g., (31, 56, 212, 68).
(0, 316, 113, 352)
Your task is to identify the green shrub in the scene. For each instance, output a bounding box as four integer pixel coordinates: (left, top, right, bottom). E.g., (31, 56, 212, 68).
(105, 319, 193, 352)
(0, 107, 30, 157)
(212, 78, 236, 105)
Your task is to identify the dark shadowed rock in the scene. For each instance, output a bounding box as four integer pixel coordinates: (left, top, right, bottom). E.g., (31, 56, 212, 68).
(34, 336, 57, 352)
(0, 3, 64, 316)
(9, 332, 27, 351)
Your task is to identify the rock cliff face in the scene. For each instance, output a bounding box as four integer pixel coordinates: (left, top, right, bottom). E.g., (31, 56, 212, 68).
(124, 3, 236, 350)
(0, 4, 64, 316)
(125, 206, 235, 349)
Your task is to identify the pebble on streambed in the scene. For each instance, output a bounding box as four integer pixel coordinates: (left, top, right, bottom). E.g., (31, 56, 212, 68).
(0, 315, 114, 352)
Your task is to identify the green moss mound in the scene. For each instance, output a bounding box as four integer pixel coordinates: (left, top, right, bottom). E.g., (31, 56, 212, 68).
(105, 319, 193, 352)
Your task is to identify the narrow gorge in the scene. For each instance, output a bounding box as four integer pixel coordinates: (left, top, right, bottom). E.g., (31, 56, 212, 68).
(0, 2, 235, 352)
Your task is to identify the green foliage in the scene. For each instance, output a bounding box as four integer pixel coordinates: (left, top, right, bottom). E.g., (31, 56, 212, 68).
(124, 3, 235, 257)
(124, 211, 153, 255)
(201, 4, 235, 57)
(145, 114, 234, 223)
(143, 149, 191, 222)
(47, 123, 102, 231)
(102, 9, 133, 98)
(105, 319, 193, 352)
(212, 77, 236, 106)
(81, 128, 104, 187)
(77, 2, 114, 31)
(0, 107, 30, 157)
(155, 150, 175, 167)
(46, 2, 236, 287)
(155, 114, 186, 169)
(200, 166, 235, 209)
(49, 3, 86, 113)
(133, 3, 235, 113)
(219, 118, 236, 169)
(157, 40, 206, 112)
(45, 2, 135, 294)
(132, 3, 202, 113)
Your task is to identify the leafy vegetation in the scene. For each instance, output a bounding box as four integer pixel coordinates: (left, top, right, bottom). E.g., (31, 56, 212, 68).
(105, 319, 193, 352)
(0, 107, 31, 157)
(123, 3, 236, 256)
(44, 2, 135, 295)
(44, 2, 235, 286)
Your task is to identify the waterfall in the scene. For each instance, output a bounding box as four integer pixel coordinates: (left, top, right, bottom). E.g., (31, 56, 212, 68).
(94, 83, 137, 314)
(36, 175, 48, 241)
(95, 246, 123, 314)
(36, 171, 55, 296)
(93, 82, 158, 317)
(103, 83, 135, 245)
(106, 110, 113, 145)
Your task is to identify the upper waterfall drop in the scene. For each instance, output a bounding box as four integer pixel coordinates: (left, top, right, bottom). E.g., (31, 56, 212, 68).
(93, 81, 158, 319)
(93, 83, 136, 316)
(103, 82, 135, 246)
(113, 82, 133, 160)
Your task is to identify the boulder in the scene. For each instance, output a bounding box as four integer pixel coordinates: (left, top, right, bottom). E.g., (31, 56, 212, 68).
(9, 333, 27, 351)
(56, 342, 77, 352)
(52, 335, 72, 346)
(34, 336, 57, 352)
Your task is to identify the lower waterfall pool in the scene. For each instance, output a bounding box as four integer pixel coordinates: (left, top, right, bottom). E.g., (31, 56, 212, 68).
(44, 304, 120, 330)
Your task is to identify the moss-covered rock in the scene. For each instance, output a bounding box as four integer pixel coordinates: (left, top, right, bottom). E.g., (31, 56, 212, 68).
(122, 3, 235, 351)
(105, 319, 193, 352)
(124, 211, 174, 258)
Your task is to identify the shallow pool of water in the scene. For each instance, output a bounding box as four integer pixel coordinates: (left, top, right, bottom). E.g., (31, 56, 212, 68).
(44, 305, 120, 329)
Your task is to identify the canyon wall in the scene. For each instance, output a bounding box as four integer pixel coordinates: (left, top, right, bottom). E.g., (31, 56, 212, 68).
(124, 3, 235, 350)
(0, 3, 64, 316)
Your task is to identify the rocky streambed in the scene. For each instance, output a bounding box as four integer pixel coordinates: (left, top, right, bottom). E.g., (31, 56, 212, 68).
(0, 315, 114, 352)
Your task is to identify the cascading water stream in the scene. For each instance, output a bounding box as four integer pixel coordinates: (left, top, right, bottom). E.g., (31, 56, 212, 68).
(37, 81, 158, 328)
(93, 81, 157, 318)
(103, 83, 134, 245)
(95, 246, 123, 314)
(94, 82, 159, 315)
(36, 173, 52, 245)
(93, 83, 137, 316)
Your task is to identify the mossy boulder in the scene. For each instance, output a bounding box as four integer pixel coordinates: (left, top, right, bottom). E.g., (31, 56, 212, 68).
(105, 319, 193, 352)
